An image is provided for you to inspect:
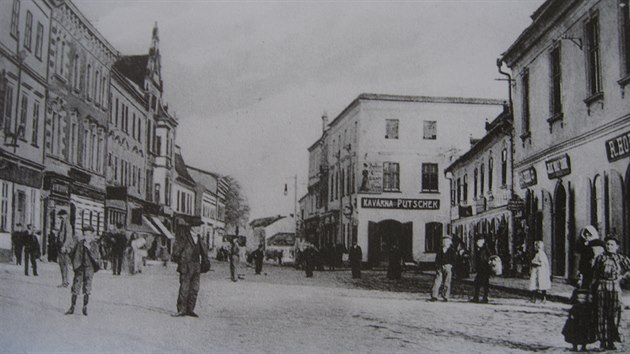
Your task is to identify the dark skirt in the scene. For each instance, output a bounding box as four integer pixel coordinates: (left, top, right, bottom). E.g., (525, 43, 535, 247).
(562, 304, 596, 345)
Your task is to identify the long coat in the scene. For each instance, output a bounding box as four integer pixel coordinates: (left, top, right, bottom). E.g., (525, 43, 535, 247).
(69, 236, 101, 272)
(529, 250, 551, 291)
(172, 234, 210, 274)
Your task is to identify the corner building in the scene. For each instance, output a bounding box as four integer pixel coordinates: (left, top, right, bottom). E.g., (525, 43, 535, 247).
(501, 0, 630, 280)
(304, 94, 503, 266)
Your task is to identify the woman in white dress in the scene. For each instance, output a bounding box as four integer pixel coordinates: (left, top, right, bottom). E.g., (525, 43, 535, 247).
(529, 240, 551, 303)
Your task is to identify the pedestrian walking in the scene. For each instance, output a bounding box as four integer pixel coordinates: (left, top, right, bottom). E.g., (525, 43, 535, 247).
(56, 210, 74, 288)
(252, 244, 264, 275)
(23, 225, 40, 276)
(11, 223, 24, 266)
(98, 230, 112, 271)
(171, 221, 210, 317)
(470, 235, 491, 303)
(129, 233, 146, 274)
(349, 242, 362, 279)
(576, 225, 604, 289)
(528, 240, 551, 303)
(562, 288, 596, 352)
(158, 235, 171, 267)
(430, 235, 456, 302)
(47, 231, 58, 263)
(110, 223, 126, 276)
(65, 225, 101, 316)
(387, 243, 402, 280)
(591, 236, 630, 351)
(229, 237, 240, 282)
(303, 244, 316, 278)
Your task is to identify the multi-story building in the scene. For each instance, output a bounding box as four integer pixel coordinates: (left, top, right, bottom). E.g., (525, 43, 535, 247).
(501, 0, 630, 280)
(172, 145, 196, 237)
(43, 0, 117, 241)
(445, 106, 515, 269)
(187, 165, 222, 252)
(0, 0, 52, 258)
(303, 93, 504, 266)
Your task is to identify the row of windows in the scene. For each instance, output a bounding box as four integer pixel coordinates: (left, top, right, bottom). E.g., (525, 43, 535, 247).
(176, 190, 193, 215)
(202, 202, 217, 219)
(112, 97, 143, 143)
(385, 119, 437, 140)
(1, 85, 41, 147)
(107, 153, 143, 194)
(451, 149, 508, 205)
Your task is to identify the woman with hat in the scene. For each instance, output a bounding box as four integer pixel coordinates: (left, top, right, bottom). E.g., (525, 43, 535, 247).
(591, 236, 630, 350)
(528, 241, 551, 303)
(577, 225, 605, 289)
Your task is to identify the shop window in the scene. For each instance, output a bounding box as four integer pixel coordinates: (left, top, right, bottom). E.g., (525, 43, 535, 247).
(425, 222, 443, 253)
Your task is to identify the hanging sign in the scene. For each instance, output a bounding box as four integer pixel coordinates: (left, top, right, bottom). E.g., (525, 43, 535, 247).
(519, 167, 537, 189)
(545, 154, 571, 179)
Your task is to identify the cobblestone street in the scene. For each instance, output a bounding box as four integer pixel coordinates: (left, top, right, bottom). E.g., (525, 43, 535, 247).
(1, 259, 619, 353)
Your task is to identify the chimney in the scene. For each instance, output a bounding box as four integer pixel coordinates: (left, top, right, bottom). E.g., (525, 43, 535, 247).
(321, 112, 329, 133)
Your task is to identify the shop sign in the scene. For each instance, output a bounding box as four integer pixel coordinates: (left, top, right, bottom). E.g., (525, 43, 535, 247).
(507, 199, 524, 212)
(358, 162, 382, 194)
(519, 167, 537, 189)
(545, 154, 571, 179)
(361, 197, 440, 210)
(605, 130, 630, 162)
(51, 181, 70, 197)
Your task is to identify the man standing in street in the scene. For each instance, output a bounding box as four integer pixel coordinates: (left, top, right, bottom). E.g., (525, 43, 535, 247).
(23, 225, 41, 276)
(229, 237, 240, 282)
(11, 223, 24, 265)
(65, 225, 101, 316)
(349, 241, 363, 279)
(56, 210, 73, 288)
(430, 234, 456, 302)
(471, 235, 492, 303)
(111, 223, 126, 276)
(252, 243, 265, 275)
(171, 221, 210, 317)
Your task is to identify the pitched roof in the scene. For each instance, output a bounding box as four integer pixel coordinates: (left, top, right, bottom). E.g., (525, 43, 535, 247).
(249, 215, 285, 228)
(174, 152, 196, 187)
(113, 55, 149, 89)
(267, 232, 296, 246)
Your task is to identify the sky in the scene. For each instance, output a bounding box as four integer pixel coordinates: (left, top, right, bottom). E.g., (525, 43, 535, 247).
(74, 0, 544, 220)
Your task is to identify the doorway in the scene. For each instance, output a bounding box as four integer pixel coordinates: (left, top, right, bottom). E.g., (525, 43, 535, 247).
(552, 184, 567, 277)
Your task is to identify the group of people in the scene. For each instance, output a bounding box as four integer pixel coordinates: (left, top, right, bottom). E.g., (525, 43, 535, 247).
(11, 223, 41, 276)
(562, 226, 630, 352)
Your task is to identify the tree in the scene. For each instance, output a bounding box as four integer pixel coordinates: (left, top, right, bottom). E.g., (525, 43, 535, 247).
(220, 175, 250, 234)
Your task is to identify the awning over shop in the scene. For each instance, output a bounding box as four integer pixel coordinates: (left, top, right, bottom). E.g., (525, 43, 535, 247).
(127, 215, 161, 235)
(150, 216, 175, 239)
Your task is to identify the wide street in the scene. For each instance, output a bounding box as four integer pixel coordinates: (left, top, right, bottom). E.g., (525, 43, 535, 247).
(0, 259, 617, 353)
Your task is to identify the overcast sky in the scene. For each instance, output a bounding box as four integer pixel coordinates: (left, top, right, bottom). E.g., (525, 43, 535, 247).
(74, 0, 543, 220)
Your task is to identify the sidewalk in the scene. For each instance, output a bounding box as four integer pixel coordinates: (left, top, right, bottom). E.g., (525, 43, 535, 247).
(456, 274, 575, 304)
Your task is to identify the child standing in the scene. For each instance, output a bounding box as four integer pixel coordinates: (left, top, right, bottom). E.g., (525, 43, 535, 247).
(562, 289, 596, 351)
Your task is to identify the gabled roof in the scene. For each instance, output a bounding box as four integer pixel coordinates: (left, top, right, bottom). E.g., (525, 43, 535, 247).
(249, 215, 285, 228)
(267, 232, 296, 246)
(113, 55, 149, 89)
(174, 152, 196, 187)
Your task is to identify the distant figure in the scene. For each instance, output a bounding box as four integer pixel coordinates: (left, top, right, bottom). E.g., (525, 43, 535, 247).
(528, 241, 551, 303)
(387, 243, 402, 280)
(47, 231, 58, 263)
(158, 235, 171, 267)
(303, 244, 316, 278)
(171, 222, 210, 318)
(229, 238, 240, 282)
(23, 225, 41, 276)
(111, 223, 126, 276)
(470, 235, 491, 303)
(129, 233, 146, 274)
(98, 230, 112, 271)
(56, 210, 74, 288)
(349, 242, 362, 279)
(11, 223, 24, 265)
(65, 225, 101, 316)
(252, 244, 265, 275)
(430, 235, 456, 302)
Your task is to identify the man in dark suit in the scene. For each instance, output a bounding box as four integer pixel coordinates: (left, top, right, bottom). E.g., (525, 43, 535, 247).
(23, 225, 40, 276)
(251, 243, 265, 275)
(110, 223, 126, 276)
(171, 220, 210, 317)
(349, 242, 363, 279)
(471, 235, 492, 303)
(11, 223, 24, 265)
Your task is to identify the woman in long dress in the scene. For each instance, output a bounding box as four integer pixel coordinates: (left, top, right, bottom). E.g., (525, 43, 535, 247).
(129, 233, 146, 274)
(591, 236, 630, 350)
(529, 241, 551, 303)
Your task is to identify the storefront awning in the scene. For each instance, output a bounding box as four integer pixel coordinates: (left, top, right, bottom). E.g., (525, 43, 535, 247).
(127, 215, 160, 236)
(150, 216, 175, 239)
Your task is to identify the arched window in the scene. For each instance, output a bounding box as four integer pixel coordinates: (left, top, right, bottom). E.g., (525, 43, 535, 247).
(488, 156, 494, 191)
(474, 168, 478, 199)
(73, 55, 80, 89)
(501, 149, 508, 187)
(463, 174, 468, 203)
(86, 64, 92, 99)
(480, 163, 485, 195)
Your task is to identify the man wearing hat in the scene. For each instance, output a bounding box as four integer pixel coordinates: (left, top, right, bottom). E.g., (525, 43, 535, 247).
(430, 234, 456, 302)
(65, 225, 101, 316)
(56, 210, 74, 288)
(171, 219, 210, 317)
(471, 234, 492, 303)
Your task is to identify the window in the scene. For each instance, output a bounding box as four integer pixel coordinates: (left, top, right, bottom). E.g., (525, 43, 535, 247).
(473, 168, 478, 199)
(73, 55, 80, 90)
(19, 96, 28, 139)
(31, 102, 39, 145)
(94, 70, 100, 104)
(585, 15, 602, 96)
(114, 98, 119, 126)
(501, 149, 508, 186)
(423, 120, 437, 140)
(340, 168, 345, 196)
(114, 156, 118, 182)
(10, 0, 20, 38)
(385, 119, 399, 139)
(521, 70, 530, 135)
(24, 11, 33, 51)
(83, 128, 89, 168)
(2, 85, 14, 133)
(86, 65, 92, 98)
(549, 46, 563, 117)
(60, 42, 65, 76)
(70, 120, 78, 164)
(622, 0, 630, 77)
(425, 222, 443, 253)
(456, 178, 461, 203)
(34, 23, 43, 59)
(154, 184, 161, 204)
(480, 163, 485, 195)
(383, 162, 400, 192)
(421, 163, 439, 192)
(463, 174, 468, 202)
(488, 157, 493, 191)
(0, 182, 9, 231)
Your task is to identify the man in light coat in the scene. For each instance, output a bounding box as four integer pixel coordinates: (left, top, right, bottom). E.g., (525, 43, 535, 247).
(171, 221, 210, 317)
(56, 210, 74, 288)
(65, 225, 101, 316)
(430, 235, 456, 302)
